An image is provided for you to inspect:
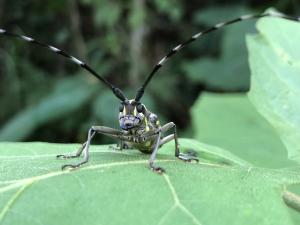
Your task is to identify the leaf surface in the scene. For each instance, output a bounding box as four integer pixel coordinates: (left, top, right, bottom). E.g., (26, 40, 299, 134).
(191, 93, 295, 168)
(247, 18, 300, 162)
(0, 141, 299, 225)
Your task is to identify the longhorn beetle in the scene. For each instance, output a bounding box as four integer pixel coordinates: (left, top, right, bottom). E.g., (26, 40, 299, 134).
(0, 10, 299, 173)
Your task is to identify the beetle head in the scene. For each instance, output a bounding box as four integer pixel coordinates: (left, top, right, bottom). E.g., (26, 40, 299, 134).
(118, 99, 146, 130)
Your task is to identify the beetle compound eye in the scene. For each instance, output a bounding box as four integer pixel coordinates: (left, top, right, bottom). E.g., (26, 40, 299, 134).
(136, 104, 144, 113)
(119, 105, 124, 112)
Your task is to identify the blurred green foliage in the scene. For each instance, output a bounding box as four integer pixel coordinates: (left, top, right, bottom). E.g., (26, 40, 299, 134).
(247, 17, 300, 163)
(182, 6, 254, 91)
(191, 93, 296, 168)
(0, 0, 299, 143)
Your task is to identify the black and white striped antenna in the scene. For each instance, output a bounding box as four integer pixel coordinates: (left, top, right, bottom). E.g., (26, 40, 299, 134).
(134, 11, 300, 102)
(0, 29, 127, 101)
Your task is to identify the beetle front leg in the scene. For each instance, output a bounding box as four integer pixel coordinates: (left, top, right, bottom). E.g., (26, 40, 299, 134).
(57, 132, 96, 159)
(160, 122, 198, 163)
(57, 126, 125, 170)
(149, 132, 165, 174)
(59, 127, 95, 170)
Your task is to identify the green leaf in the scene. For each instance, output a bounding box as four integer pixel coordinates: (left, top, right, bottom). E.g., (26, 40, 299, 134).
(182, 6, 254, 91)
(193, 5, 249, 25)
(90, 0, 122, 27)
(0, 76, 97, 141)
(92, 90, 120, 128)
(247, 18, 300, 162)
(153, 0, 182, 21)
(0, 140, 300, 225)
(191, 93, 295, 168)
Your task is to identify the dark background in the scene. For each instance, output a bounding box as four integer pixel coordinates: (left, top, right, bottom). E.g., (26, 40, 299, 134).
(0, 0, 299, 144)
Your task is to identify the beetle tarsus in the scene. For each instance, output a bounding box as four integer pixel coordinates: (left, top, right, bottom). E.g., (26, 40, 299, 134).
(56, 154, 79, 160)
(61, 164, 78, 170)
(178, 152, 199, 163)
(57, 142, 86, 160)
(61, 161, 87, 170)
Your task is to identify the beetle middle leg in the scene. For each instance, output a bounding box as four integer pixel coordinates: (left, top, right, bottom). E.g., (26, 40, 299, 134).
(56, 132, 96, 160)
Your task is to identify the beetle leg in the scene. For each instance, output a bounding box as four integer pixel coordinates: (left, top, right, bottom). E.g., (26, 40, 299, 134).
(160, 122, 198, 163)
(57, 126, 126, 170)
(60, 127, 94, 170)
(178, 152, 199, 162)
(160, 122, 179, 156)
(159, 134, 174, 147)
(149, 132, 165, 174)
(57, 132, 96, 159)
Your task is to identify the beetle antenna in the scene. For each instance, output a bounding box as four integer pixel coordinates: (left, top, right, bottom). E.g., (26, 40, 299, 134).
(134, 11, 300, 102)
(0, 29, 127, 101)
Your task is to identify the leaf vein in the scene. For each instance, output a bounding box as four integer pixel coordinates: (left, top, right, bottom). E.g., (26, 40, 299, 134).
(162, 174, 202, 225)
(0, 181, 33, 224)
(0, 160, 175, 194)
